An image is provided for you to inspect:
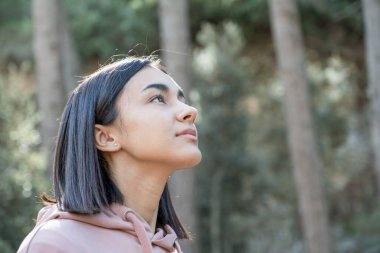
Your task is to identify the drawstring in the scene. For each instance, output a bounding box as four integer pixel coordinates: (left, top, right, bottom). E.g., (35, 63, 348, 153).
(126, 212, 153, 253)
(174, 240, 183, 253)
(125, 211, 182, 253)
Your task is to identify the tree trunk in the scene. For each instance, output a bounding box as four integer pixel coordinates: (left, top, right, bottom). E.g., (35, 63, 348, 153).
(362, 0, 380, 200)
(299, 0, 324, 10)
(158, 1, 197, 253)
(158, 0, 191, 94)
(269, 1, 331, 253)
(58, 0, 81, 93)
(32, 0, 66, 173)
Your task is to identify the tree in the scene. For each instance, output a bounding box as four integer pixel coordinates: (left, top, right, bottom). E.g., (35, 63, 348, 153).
(362, 0, 380, 200)
(59, 0, 80, 93)
(193, 22, 253, 253)
(269, 1, 331, 253)
(158, 1, 197, 252)
(32, 0, 78, 172)
(0, 66, 46, 253)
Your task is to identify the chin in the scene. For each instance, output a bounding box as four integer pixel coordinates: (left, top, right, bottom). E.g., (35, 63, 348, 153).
(178, 150, 202, 169)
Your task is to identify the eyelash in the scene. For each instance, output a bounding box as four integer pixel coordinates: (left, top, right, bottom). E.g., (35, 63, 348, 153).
(151, 94, 166, 104)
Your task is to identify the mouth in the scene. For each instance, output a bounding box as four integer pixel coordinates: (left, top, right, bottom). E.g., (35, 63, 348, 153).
(176, 128, 197, 140)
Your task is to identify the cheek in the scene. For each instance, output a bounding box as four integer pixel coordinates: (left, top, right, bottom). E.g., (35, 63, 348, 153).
(120, 113, 173, 153)
(127, 112, 173, 140)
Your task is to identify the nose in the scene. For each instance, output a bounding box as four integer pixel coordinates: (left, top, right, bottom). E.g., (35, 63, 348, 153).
(177, 104, 198, 123)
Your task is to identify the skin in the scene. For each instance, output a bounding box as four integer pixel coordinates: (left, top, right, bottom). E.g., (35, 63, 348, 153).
(94, 66, 202, 231)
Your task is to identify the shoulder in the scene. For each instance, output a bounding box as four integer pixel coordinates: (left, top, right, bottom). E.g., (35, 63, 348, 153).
(17, 218, 143, 253)
(17, 219, 88, 253)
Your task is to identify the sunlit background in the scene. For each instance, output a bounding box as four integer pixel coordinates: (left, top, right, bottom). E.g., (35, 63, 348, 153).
(0, 0, 379, 253)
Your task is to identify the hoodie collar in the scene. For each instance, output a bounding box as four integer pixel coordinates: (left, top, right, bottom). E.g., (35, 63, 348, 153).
(112, 204, 181, 253)
(36, 204, 182, 253)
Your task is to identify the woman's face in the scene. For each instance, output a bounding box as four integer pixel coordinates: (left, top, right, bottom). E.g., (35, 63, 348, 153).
(112, 66, 202, 170)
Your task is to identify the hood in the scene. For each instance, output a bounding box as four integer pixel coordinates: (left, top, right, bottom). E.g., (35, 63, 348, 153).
(35, 204, 182, 253)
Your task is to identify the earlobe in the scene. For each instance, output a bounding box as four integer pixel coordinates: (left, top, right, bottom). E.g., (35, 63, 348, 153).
(94, 124, 120, 152)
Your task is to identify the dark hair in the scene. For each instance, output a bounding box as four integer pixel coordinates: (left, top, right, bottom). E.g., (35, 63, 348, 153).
(46, 56, 189, 239)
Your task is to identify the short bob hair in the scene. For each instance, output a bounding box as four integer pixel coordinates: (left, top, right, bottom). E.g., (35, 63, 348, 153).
(46, 56, 189, 239)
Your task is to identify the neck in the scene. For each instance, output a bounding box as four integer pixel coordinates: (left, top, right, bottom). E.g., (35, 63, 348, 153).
(122, 171, 168, 231)
(108, 155, 172, 231)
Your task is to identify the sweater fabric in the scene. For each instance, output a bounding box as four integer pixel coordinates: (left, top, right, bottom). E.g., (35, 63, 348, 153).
(17, 204, 182, 253)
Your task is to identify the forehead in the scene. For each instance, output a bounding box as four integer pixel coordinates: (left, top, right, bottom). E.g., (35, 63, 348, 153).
(124, 66, 181, 93)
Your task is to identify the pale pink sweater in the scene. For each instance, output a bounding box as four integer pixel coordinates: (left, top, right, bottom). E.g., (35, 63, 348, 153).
(17, 204, 182, 253)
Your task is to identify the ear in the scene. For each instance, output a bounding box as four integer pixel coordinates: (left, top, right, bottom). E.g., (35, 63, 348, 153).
(94, 124, 120, 152)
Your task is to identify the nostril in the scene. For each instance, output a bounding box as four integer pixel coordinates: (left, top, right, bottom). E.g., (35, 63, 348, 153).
(177, 105, 197, 123)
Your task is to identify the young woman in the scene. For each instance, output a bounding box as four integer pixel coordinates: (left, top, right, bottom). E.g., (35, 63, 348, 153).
(17, 56, 202, 253)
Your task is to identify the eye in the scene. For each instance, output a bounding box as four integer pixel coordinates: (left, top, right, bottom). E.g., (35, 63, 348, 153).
(151, 94, 166, 104)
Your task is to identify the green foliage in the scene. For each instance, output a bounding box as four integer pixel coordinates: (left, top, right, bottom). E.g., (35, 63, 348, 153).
(0, 0, 160, 65)
(192, 18, 378, 253)
(351, 205, 380, 252)
(0, 0, 32, 65)
(307, 55, 380, 253)
(0, 0, 364, 65)
(0, 63, 47, 253)
(65, 0, 160, 60)
(0, 0, 377, 252)
(299, 0, 363, 33)
(193, 22, 253, 253)
(189, 0, 269, 42)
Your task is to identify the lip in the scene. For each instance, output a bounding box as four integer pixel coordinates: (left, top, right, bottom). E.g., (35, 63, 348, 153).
(176, 128, 197, 140)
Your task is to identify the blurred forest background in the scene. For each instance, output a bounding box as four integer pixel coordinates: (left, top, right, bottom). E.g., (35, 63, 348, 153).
(1, 0, 380, 252)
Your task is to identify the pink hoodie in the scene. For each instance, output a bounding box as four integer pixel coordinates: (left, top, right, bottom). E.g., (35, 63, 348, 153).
(17, 204, 182, 253)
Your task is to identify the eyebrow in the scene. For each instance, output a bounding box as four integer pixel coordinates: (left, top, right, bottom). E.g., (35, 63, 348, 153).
(142, 83, 185, 99)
